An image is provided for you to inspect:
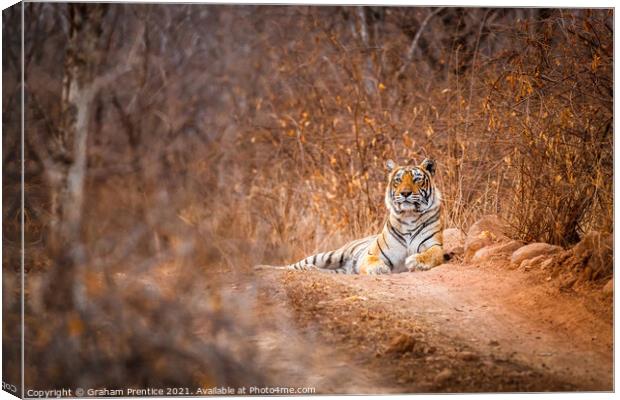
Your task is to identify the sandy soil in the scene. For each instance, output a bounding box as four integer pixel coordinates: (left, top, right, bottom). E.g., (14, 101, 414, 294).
(254, 259, 613, 393)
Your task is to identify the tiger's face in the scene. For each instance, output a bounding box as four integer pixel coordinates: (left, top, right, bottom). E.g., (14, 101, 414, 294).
(385, 159, 437, 214)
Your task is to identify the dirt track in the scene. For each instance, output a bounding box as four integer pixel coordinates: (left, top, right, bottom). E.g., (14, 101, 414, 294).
(256, 259, 613, 393)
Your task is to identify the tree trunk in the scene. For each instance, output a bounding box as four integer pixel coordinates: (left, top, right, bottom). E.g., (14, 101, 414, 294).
(44, 4, 107, 311)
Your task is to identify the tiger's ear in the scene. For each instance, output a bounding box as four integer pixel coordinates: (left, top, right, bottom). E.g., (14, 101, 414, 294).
(420, 158, 436, 176)
(385, 159, 396, 172)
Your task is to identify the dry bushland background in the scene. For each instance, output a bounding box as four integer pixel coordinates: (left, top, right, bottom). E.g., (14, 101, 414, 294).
(2, 5, 612, 392)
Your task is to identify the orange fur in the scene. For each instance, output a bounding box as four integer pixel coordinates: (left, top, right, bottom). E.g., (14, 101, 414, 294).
(359, 253, 389, 275)
(407, 232, 444, 271)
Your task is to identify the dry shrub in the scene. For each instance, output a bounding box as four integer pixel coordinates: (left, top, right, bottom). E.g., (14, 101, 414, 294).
(483, 11, 613, 245)
(241, 7, 612, 247)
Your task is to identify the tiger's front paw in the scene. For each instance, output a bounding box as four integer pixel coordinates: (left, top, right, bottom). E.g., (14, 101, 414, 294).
(362, 263, 391, 275)
(405, 254, 433, 272)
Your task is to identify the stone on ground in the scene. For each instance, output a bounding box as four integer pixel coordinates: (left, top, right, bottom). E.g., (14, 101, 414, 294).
(464, 215, 511, 261)
(443, 228, 466, 255)
(571, 231, 613, 279)
(472, 240, 525, 263)
(520, 254, 549, 270)
(386, 333, 417, 354)
(434, 368, 453, 384)
(511, 243, 563, 266)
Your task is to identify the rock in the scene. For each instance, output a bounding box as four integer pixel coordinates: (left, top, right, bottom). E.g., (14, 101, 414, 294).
(386, 334, 416, 354)
(465, 215, 511, 242)
(572, 231, 611, 257)
(540, 258, 555, 270)
(464, 233, 494, 261)
(472, 240, 525, 263)
(572, 231, 613, 278)
(459, 351, 479, 361)
(511, 243, 563, 266)
(519, 254, 548, 270)
(603, 278, 613, 295)
(442, 228, 466, 255)
(464, 215, 511, 261)
(488, 340, 500, 346)
(560, 276, 577, 290)
(434, 368, 453, 384)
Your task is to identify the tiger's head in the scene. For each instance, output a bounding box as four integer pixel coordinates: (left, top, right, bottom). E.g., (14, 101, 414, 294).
(384, 158, 440, 214)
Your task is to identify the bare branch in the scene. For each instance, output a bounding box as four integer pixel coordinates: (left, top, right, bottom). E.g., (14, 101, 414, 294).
(397, 7, 444, 77)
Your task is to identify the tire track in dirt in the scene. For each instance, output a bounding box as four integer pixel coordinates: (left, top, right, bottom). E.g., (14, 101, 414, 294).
(258, 261, 612, 393)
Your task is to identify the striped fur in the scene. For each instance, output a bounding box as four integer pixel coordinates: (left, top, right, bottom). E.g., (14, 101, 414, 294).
(257, 159, 444, 275)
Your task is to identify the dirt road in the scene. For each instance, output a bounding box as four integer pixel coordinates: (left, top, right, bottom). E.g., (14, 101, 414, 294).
(255, 259, 613, 393)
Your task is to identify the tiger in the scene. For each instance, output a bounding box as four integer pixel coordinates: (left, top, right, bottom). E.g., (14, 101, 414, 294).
(256, 158, 444, 275)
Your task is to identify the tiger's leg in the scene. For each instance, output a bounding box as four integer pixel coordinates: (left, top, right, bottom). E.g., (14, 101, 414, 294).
(405, 245, 444, 272)
(358, 254, 391, 275)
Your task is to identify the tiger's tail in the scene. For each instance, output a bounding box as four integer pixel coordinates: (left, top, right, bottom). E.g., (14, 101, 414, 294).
(255, 249, 349, 274)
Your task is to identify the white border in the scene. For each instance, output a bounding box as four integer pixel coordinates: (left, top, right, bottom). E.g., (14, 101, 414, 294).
(0, 2, 615, 400)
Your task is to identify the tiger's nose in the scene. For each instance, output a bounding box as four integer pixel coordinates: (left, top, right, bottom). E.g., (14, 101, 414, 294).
(400, 191, 412, 197)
